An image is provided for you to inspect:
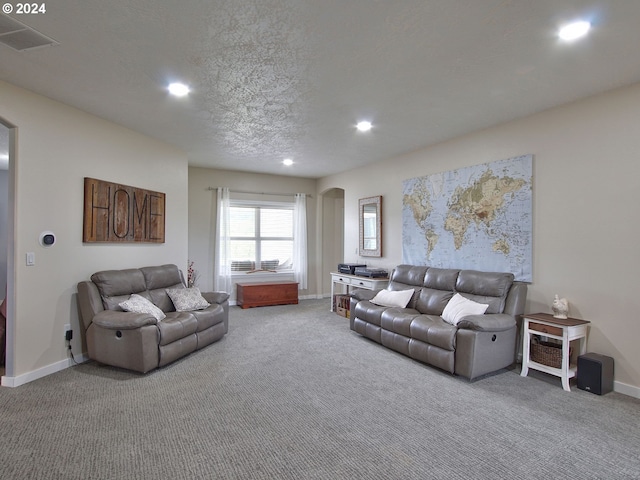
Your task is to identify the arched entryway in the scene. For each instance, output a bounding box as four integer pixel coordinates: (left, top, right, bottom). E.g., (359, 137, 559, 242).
(318, 187, 344, 299)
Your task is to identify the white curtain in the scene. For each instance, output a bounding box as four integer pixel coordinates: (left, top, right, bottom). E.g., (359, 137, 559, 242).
(293, 193, 308, 290)
(214, 187, 232, 293)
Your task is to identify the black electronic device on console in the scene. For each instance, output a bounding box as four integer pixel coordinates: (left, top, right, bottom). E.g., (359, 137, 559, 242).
(338, 263, 367, 275)
(353, 267, 388, 278)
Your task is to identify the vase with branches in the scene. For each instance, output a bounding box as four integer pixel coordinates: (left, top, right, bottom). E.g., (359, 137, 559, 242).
(187, 260, 199, 288)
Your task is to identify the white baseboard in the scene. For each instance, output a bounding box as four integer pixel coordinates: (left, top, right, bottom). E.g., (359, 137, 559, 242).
(614, 381, 640, 399)
(1, 353, 89, 388)
(299, 294, 323, 300)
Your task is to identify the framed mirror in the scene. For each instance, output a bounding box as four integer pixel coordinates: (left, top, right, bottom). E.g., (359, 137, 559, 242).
(359, 195, 382, 257)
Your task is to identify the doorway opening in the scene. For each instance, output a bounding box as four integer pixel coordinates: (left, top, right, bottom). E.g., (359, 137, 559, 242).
(320, 188, 344, 297)
(0, 118, 15, 382)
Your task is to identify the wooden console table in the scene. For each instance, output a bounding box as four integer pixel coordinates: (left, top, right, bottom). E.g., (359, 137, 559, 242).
(236, 281, 298, 309)
(330, 272, 388, 312)
(521, 312, 590, 391)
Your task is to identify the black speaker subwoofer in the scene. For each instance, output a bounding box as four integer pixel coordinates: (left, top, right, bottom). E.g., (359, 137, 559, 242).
(577, 353, 614, 395)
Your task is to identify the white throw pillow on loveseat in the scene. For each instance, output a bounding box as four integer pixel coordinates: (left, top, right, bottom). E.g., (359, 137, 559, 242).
(166, 287, 211, 312)
(119, 294, 166, 322)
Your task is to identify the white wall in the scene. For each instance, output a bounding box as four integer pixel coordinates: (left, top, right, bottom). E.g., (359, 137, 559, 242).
(318, 82, 640, 393)
(188, 167, 318, 300)
(0, 80, 188, 385)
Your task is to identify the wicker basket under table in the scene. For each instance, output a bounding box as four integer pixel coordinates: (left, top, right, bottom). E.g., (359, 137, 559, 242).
(530, 340, 569, 368)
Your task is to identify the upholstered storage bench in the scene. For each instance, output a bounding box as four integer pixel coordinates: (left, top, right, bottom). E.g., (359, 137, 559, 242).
(349, 265, 527, 380)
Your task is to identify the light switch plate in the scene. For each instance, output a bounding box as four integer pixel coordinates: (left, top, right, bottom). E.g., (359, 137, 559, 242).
(26, 252, 35, 266)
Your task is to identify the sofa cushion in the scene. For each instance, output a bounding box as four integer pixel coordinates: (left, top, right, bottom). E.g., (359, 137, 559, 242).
(441, 293, 489, 325)
(166, 287, 211, 312)
(371, 289, 414, 308)
(455, 270, 513, 313)
(141, 265, 186, 311)
(415, 288, 454, 315)
(157, 312, 198, 346)
(101, 293, 138, 312)
(92, 268, 148, 310)
(119, 294, 166, 322)
(380, 308, 420, 336)
(390, 265, 428, 286)
(388, 265, 427, 309)
(410, 315, 457, 351)
(353, 301, 394, 327)
(190, 304, 225, 332)
(140, 264, 184, 289)
(92, 268, 147, 297)
(423, 268, 460, 290)
(148, 286, 183, 312)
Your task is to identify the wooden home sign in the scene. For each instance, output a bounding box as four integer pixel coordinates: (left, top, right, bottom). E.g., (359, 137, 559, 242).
(83, 177, 165, 243)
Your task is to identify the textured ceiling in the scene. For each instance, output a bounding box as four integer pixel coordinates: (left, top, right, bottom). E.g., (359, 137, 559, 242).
(2, 1, 640, 177)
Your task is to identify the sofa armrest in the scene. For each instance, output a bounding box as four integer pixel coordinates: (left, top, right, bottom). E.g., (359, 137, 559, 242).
(201, 291, 230, 305)
(92, 310, 157, 330)
(456, 313, 516, 332)
(350, 289, 378, 302)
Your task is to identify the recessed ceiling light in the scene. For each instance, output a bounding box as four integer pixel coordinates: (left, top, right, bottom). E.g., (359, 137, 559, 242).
(282, 158, 294, 166)
(356, 121, 372, 132)
(168, 82, 190, 97)
(558, 21, 591, 41)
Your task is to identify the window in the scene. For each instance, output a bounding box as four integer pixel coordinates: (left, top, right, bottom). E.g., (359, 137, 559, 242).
(229, 202, 294, 272)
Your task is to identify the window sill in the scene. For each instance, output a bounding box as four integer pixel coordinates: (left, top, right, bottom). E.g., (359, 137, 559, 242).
(232, 271, 295, 280)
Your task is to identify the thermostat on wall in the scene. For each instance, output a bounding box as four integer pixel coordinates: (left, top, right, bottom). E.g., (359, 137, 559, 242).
(39, 231, 56, 247)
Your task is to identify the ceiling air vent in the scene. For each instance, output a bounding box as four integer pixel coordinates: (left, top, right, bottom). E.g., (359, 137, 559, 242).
(0, 13, 58, 51)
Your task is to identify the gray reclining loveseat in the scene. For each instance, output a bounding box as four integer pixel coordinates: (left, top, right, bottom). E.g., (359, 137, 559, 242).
(350, 265, 527, 379)
(77, 264, 229, 373)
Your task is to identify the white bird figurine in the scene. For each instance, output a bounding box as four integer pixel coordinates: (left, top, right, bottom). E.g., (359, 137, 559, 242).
(552, 294, 569, 319)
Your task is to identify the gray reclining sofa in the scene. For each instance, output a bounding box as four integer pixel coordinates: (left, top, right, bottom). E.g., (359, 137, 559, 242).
(77, 264, 229, 373)
(350, 265, 527, 379)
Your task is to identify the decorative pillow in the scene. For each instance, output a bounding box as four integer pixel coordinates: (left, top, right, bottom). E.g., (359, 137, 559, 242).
(119, 294, 166, 322)
(441, 293, 488, 326)
(370, 289, 414, 308)
(166, 287, 210, 312)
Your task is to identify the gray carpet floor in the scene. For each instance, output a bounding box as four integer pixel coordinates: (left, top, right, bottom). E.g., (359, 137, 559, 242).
(0, 299, 638, 479)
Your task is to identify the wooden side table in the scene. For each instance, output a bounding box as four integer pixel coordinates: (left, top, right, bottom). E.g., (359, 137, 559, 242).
(521, 312, 590, 391)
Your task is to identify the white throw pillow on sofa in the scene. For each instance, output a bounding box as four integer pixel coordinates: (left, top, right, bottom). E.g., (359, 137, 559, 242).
(166, 287, 210, 312)
(370, 289, 414, 308)
(441, 293, 488, 326)
(119, 294, 166, 322)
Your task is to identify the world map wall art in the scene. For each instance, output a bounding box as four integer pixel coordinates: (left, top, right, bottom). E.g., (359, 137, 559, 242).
(402, 155, 532, 282)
